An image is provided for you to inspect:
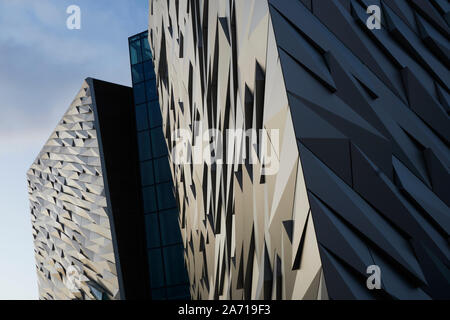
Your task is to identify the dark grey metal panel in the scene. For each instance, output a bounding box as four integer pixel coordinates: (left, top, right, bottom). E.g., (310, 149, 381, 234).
(270, 0, 450, 299)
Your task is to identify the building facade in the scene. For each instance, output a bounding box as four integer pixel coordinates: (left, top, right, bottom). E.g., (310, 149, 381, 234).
(27, 31, 192, 300)
(28, 79, 151, 300)
(128, 31, 190, 300)
(148, 0, 450, 300)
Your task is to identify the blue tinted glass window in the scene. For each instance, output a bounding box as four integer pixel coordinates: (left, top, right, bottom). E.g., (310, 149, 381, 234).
(142, 38, 152, 61)
(163, 245, 188, 286)
(134, 82, 146, 105)
(129, 35, 140, 42)
(145, 214, 161, 249)
(157, 182, 176, 210)
(137, 131, 151, 161)
(160, 209, 182, 246)
(132, 64, 145, 84)
(151, 128, 168, 158)
(148, 101, 162, 128)
(130, 40, 142, 65)
(146, 80, 158, 101)
(154, 157, 171, 183)
(167, 285, 190, 300)
(142, 186, 157, 213)
(140, 160, 154, 187)
(148, 249, 165, 288)
(135, 103, 149, 131)
(151, 288, 167, 300)
(144, 61, 156, 80)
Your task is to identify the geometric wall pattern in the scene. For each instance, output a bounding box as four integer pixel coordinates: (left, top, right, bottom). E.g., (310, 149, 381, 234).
(27, 80, 120, 300)
(148, 0, 325, 300)
(148, 0, 450, 299)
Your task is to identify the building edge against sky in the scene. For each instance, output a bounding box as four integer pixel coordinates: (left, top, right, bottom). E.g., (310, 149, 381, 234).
(147, 0, 450, 300)
(26, 0, 450, 300)
(27, 28, 191, 300)
(128, 31, 190, 300)
(27, 78, 150, 299)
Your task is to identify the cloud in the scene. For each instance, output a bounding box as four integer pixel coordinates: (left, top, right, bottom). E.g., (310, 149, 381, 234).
(0, 0, 112, 65)
(0, 0, 149, 156)
(0, 107, 60, 159)
(0, 0, 148, 298)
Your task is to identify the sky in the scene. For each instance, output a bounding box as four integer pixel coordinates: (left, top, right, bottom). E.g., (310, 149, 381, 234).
(0, 0, 149, 300)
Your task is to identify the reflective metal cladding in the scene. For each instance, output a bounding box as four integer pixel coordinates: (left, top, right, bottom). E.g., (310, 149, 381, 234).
(28, 79, 151, 300)
(148, 0, 450, 300)
(27, 0, 450, 301)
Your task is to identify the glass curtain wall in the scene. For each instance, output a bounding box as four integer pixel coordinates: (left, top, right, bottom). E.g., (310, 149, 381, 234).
(128, 31, 190, 300)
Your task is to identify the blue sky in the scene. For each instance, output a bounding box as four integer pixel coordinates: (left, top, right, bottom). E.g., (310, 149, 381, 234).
(0, 0, 149, 299)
